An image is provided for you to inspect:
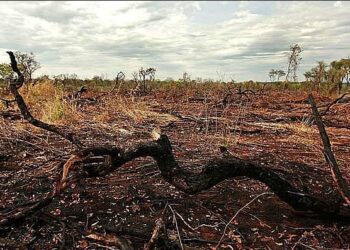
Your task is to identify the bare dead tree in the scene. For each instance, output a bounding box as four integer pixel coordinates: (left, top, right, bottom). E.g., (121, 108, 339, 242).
(221, 86, 255, 107)
(285, 44, 303, 82)
(63, 72, 125, 108)
(14, 51, 41, 83)
(96, 71, 125, 98)
(182, 72, 191, 84)
(139, 67, 156, 92)
(131, 68, 156, 96)
(110, 71, 125, 94)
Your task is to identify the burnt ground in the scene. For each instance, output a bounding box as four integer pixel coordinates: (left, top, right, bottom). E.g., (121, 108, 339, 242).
(1, 87, 350, 249)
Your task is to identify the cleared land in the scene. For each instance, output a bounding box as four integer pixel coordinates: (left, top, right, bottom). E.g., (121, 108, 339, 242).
(1, 81, 350, 249)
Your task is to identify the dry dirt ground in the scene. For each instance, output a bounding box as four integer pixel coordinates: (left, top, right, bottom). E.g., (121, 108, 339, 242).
(1, 87, 350, 249)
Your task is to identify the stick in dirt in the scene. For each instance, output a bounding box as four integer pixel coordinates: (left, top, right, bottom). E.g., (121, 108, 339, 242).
(308, 93, 350, 206)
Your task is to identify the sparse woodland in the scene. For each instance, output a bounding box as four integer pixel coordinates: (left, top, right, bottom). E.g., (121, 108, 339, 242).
(1, 51, 350, 249)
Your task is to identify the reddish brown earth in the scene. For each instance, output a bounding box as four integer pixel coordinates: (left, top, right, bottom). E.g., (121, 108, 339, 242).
(1, 87, 350, 249)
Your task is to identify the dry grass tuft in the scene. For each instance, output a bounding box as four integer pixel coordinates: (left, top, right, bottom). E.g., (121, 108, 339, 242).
(21, 81, 81, 124)
(96, 96, 179, 125)
(285, 122, 313, 134)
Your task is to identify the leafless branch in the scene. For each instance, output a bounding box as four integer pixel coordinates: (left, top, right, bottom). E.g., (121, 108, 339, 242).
(308, 93, 350, 206)
(6, 51, 83, 148)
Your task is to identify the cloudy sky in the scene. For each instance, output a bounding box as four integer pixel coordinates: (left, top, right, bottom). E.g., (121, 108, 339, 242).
(0, 1, 349, 81)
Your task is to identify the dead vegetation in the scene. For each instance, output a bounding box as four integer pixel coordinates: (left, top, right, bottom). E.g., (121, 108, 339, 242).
(1, 52, 350, 249)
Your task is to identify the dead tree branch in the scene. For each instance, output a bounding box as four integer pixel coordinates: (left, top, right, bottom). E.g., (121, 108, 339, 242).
(0, 97, 16, 108)
(308, 93, 350, 206)
(0, 131, 340, 227)
(109, 71, 125, 94)
(220, 86, 255, 107)
(6, 51, 83, 148)
(85, 231, 134, 250)
(56, 135, 337, 216)
(144, 202, 168, 249)
(319, 93, 349, 116)
(144, 213, 166, 250)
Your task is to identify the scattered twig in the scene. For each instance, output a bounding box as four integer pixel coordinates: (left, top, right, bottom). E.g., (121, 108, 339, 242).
(144, 218, 164, 250)
(216, 192, 273, 249)
(85, 231, 133, 250)
(88, 243, 119, 250)
(144, 203, 168, 250)
(292, 229, 317, 250)
(168, 204, 184, 250)
(0, 136, 65, 154)
(173, 210, 224, 231)
(241, 211, 271, 229)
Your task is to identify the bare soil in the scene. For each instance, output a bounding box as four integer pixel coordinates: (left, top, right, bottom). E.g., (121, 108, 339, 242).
(1, 88, 350, 249)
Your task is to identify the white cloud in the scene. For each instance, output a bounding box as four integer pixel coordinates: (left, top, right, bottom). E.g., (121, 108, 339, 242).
(239, 1, 249, 9)
(192, 1, 202, 11)
(334, 1, 342, 7)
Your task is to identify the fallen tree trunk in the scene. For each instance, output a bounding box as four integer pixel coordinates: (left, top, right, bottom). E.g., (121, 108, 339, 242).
(63, 134, 337, 214)
(0, 133, 338, 227)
